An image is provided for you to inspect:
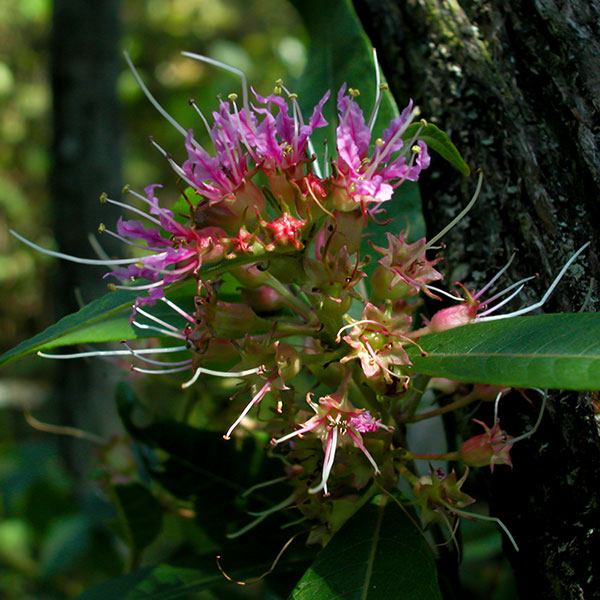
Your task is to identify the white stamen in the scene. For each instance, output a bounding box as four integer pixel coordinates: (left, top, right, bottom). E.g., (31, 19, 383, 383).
(335, 319, 383, 341)
(135, 307, 180, 332)
(511, 389, 547, 444)
(474, 253, 516, 299)
(132, 365, 192, 375)
(181, 365, 264, 390)
(481, 276, 536, 307)
(9, 230, 145, 266)
(367, 48, 382, 132)
(37, 346, 187, 360)
(160, 297, 195, 323)
(479, 242, 590, 321)
(113, 280, 166, 291)
(452, 508, 519, 552)
(223, 376, 274, 439)
(182, 51, 250, 118)
(424, 171, 484, 252)
(132, 320, 186, 339)
(99, 227, 156, 252)
(103, 196, 163, 227)
(424, 285, 466, 302)
(124, 52, 190, 140)
(477, 284, 526, 317)
(309, 426, 338, 496)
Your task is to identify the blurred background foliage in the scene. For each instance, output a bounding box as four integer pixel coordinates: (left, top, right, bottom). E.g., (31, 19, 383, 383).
(1, 0, 307, 596)
(0, 0, 515, 597)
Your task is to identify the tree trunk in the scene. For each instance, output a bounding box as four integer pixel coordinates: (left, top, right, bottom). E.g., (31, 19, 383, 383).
(353, 1, 600, 598)
(50, 0, 123, 473)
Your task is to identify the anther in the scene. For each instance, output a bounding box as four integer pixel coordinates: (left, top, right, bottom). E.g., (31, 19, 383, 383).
(107, 283, 116, 291)
(420, 118, 427, 127)
(98, 223, 106, 234)
(227, 93, 238, 102)
(375, 138, 385, 146)
(288, 93, 298, 100)
(411, 145, 422, 154)
(99, 192, 107, 203)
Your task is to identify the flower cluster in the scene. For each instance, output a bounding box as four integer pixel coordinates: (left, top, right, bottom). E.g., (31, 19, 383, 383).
(21, 53, 585, 547)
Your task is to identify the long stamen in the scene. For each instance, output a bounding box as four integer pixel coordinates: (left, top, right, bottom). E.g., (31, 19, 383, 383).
(181, 365, 264, 390)
(452, 508, 519, 552)
(124, 51, 193, 142)
(511, 389, 547, 444)
(37, 346, 187, 360)
(474, 253, 516, 300)
(335, 319, 384, 341)
(481, 276, 536, 307)
(226, 494, 295, 540)
(223, 376, 276, 440)
(102, 196, 163, 227)
(365, 105, 421, 178)
(424, 171, 484, 253)
(477, 284, 526, 317)
(132, 320, 186, 339)
(135, 307, 181, 332)
(10, 230, 144, 266)
(160, 297, 195, 323)
(479, 242, 590, 321)
(132, 365, 192, 375)
(367, 49, 383, 131)
(99, 225, 156, 252)
(309, 426, 338, 496)
(110, 280, 166, 291)
(182, 51, 251, 122)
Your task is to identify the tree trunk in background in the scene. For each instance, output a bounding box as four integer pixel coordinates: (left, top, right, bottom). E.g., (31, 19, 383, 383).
(50, 0, 122, 472)
(353, 1, 600, 598)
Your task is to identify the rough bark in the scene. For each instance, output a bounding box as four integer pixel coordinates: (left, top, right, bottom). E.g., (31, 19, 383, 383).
(353, 1, 600, 598)
(50, 0, 123, 472)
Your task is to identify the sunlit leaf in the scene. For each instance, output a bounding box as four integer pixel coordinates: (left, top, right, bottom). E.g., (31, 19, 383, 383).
(406, 314, 600, 390)
(289, 493, 441, 600)
(404, 122, 471, 176)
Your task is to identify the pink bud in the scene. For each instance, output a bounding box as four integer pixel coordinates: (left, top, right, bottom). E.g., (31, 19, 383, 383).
(459, 419, 513, 471)
(428, 303, 478, 333)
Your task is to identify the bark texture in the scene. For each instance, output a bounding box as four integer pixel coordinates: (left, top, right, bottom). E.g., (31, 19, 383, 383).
(353, 1, 600, 598)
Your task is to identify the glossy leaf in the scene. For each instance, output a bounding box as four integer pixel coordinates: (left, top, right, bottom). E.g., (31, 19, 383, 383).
(406, 314, 600, 390)
(0, 288, 142, 366)
(291, 0, 397, 148)
(404, 122, 471, 176)
(289, 493, 441, 600)
(0, 258, 250, 367)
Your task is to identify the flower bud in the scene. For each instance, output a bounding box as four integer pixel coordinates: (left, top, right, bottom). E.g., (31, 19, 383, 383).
(459, 419, 513, 471)
(428, 303, 477, 333)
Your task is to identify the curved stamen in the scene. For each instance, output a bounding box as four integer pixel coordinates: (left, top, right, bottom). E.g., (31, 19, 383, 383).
(479, 242, 590, 321)
(38, 346, 187, 359)
(182, 51, 251, 124)
(478, 284, 526, 317)
(181, 365, 264, 390)
(424, 171, 484, 253)
(10, 230, 145, 266)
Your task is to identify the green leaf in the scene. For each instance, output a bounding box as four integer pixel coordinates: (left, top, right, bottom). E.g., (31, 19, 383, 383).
(0, 288, 142, 366)
(0, 257, 255, 366)
(291, 0, 398, 148)
(404, 122, 471, 176)
(406, 314, 600, 390)
(289, 493, 441, 600)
